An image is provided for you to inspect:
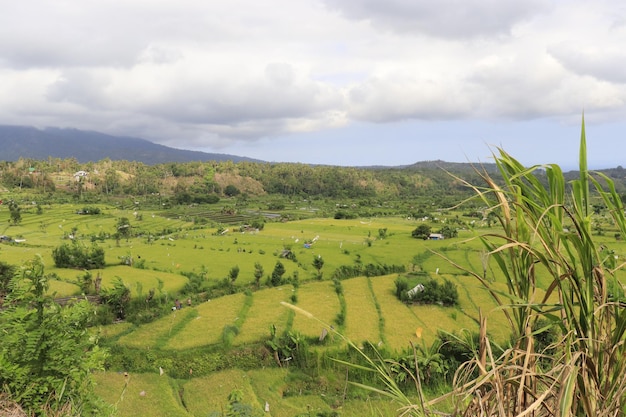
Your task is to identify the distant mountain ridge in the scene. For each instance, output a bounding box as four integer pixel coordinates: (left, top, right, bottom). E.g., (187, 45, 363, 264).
(0, 125, 262, 164)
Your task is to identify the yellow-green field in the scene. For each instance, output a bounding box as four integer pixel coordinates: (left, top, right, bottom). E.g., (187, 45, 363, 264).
(94, 371, 192, 416)
(4, 203, 626, 416)
(342, 277, 382, 347)
(93, 368, 366, 417)
(369, 274, 429, 350)
(233, 286, 292, 345)
(163, 292, 247, 350)
(291, 280, 340, 338)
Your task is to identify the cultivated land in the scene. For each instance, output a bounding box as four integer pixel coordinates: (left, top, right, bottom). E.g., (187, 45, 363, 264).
(1, 199, 625, 416)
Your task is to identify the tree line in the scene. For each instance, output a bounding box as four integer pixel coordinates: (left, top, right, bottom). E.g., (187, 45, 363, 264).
(0, 157, 489, 201)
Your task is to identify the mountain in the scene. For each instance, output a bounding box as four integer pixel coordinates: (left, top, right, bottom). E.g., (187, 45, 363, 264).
(0, 125, 262, 164)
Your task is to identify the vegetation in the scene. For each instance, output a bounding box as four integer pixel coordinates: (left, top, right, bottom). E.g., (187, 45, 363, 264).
(0, 123, 625, 415)
(411, 224, 431, 240)
(347, 119, 626, 416)
(439, 119, 626, 416)
(394, 275, 459, 306)
(52, 242, 106, 269)
(0, 257, 111, 416)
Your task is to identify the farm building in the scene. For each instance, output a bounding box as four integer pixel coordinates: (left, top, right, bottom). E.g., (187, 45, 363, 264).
(429, 233, 445, 240)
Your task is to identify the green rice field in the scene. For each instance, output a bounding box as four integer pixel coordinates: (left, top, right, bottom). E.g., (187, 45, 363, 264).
(3, 201, 626, 416)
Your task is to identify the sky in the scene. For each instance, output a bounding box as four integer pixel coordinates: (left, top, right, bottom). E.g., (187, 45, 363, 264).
(1, 0, 626, 170)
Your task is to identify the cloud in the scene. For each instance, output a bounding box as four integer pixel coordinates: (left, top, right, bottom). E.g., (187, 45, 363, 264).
(347, 73, 473, 122)
(321, 0, 549, 39)
(1, 0, 626, 156)
(39, 60, 347, 144)
(548, 42, 626, 84)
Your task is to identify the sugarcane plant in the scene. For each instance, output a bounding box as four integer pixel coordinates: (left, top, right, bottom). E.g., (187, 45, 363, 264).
(436, 116, 626, 416)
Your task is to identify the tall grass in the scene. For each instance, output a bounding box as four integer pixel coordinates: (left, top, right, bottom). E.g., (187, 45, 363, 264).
(432, 117, 626, 416)
(331, 118, 626, 416)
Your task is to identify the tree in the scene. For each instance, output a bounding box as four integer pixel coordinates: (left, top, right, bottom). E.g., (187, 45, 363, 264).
(438, 225, 458, 239)
(0, 256, 111, 415)
(52, 242, 106, 269)
(224, 184, 241, 197)
(102, 168, 120, 195)
(411, 224, 431, 240)
(7, 199, 21, 225)
(115, 217, 131, 241)
(100, 277, 131, 320)
(253, 262, 264, 289)
(228, 265, 240, 284)
(313, 255, 324, 280)
(270, 261, 285, 286)
(0, 261, 16, 303)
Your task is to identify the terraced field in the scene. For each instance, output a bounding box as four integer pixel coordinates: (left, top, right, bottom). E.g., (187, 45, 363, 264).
(3, 201, 626, 416)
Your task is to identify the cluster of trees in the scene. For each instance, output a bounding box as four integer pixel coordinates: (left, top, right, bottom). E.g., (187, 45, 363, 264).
(0, 156, 490, 201)
(52, 242, 106, 269)
(331, 263, 406, 280)
(394, 275, 459, 306)
(411, 224, 458, 240)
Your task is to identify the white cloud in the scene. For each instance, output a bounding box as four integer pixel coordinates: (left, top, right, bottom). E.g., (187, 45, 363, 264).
(548, 42, 626, 84)
(347, 73, 474, 122)
(0, 0, 626, 158)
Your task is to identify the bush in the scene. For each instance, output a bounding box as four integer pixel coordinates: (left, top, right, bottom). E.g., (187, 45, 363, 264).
(224, 185, 241, 197)
(394, 276, 408, 298)
(396, 277, 459, 306)
(52, 242, 106, 269)
(0, 257, 112, 415)
(332, 263, 406, 280)
(437, 225, 458, 238)
(77, 206, 101, 215)
(411, 224, 431, 240)
(334, 210, 357, 219)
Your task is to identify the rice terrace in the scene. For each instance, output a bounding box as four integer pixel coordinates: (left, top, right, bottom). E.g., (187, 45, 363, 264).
(1, 127, 625, 416)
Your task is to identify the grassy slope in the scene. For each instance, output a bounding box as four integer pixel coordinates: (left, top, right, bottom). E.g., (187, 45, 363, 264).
(291, 280, 340, 338)
(94, 372, 192, 416)
(94, 367, 384, 417)
(4, 203, 626, 416)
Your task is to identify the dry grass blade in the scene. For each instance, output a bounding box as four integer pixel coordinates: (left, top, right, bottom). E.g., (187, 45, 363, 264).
(0, 394, 27, 417)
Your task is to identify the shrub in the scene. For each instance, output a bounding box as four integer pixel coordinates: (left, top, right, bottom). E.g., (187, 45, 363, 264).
(394, 276, 408, 298)
(270, 261, 285, 286)
(332, 263, 405, 280)
(224, 185, 240, 197)
(437, 225, 458, 238)
(77, 206, 101, 215)
(334, 210, 357, 219)
(0, 257, 112, 415)
(396, 277, 459, 306)
(411, 224, 431, 239)
(100, 277, 131, 320)
(52, 242, 106, 269)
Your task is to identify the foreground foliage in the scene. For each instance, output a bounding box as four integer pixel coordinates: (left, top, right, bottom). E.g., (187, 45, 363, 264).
(412, 119, 626, 416)
(0, 257, 112, 416)
(338, 119, 626, 417)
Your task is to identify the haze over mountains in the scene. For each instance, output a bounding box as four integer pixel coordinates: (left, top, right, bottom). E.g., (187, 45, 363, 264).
(0, 125, 604, 175)
(0, 125, 261, 165)
(0, 125, 473, 169)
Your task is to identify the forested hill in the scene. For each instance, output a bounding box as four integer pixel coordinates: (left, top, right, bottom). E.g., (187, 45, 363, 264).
(1, 156, 496, 203)
(1, 125, 625, 203)
(0, 125, 261, 164)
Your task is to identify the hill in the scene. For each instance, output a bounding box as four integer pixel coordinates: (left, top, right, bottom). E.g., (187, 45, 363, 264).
(0, 125, 262, 164)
